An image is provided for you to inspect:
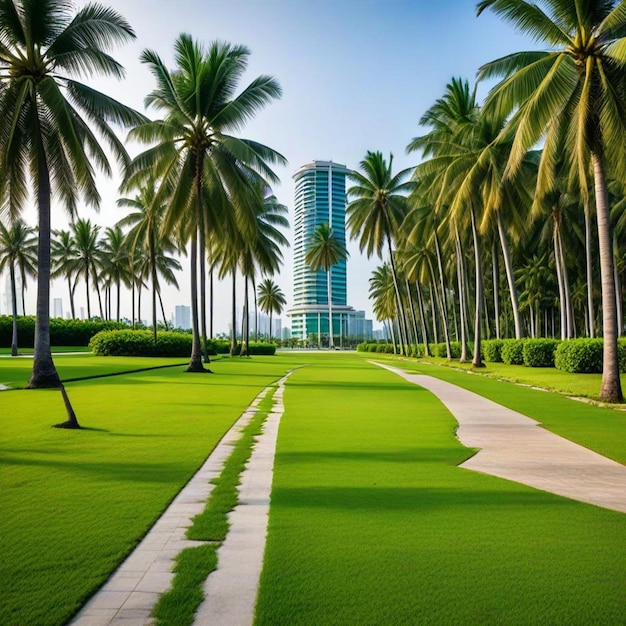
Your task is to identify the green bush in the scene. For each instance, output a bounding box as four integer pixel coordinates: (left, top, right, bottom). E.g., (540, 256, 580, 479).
(89, 330, 192, 357)
(523, 339, 560, 368)
(430, 342, 462, 359)
(501, 339, 526, 365)
(0, 316, 128, 348)
(483, 339, 504, 363)
(555, 339, 603, 373)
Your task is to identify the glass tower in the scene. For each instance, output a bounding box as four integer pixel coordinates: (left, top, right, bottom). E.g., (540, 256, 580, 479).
(288, 160, 360, 343)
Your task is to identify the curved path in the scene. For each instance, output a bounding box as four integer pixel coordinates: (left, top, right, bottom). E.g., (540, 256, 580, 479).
(374, 362, 626, 514)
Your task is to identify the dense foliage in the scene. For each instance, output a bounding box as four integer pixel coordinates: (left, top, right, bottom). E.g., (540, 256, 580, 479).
(555, 339, 626, 374)
(523, 339, 560, 368)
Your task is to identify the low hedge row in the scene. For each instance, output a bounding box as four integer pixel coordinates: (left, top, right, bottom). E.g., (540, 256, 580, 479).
(0, 316, 127, 347)
(89, 330, 277, 357)
(554, 338, 626, 373)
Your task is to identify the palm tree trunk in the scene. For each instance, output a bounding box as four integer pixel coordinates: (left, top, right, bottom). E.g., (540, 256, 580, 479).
(117, 279, 121, 322)
(615, 235, 623, 338)
(553, 218, 567, 340)
(470, 207, 484, 368)
(496, 212, 522, 339)
(406, 280, 420, 348)
(68, 277, 75, 320)
(455, 227, 468, 362)
(556, 226, 574, 338)
(137, 283, 142, 326)
(327, 269, 334, 348)
(150, 235, 157, 343)
(429, 284, 439, 344)
(592, 153, 623, 402)
(209, 267, 214, 339)
(187, 231, 205, 372)
(241, 277, 250, 357)
(385, 232, 408, 356)
(253, 275, 259, 342)
(10, 263, 19, 356)
(131, 276, 136, 329)
(492, 241, 501, 339)
(198, 208, 208, 362)
(28, 140, 61, 389)
(584, 199, 595, 338)
(95, 269, 104, 320)
(230, 270, 237, 356)
(85, 268, 91, 319)
(433, 228, 452, 358)
(269, 309, 273, 343)
(20, 269, 26, 316)
(158, 289, 168, 330)
(415, 280, 430, 356)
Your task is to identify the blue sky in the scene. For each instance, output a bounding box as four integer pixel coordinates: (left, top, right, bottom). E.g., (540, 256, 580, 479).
(18, 0, 537, 332)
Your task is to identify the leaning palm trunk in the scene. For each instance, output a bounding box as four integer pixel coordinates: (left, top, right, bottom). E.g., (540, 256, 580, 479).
(470, 207, 484, 368)
(496, 212, 522, 339)
(553, 219, 567, 340)
(556, 227, 574, 338)
(158, 289, 168, 330)
(415, 280, 430, 356)
(327, 269, 334, 348)
(455, 228, 468, 362)
(385, 232, 409, 356)
(492, 242, 501, 339)
(10, 263, 19, 356)
(584, 199, 595, 338)
(406, 280, 420, 348)
(68, 277, 76, 319)
(592, 154, 623, 402)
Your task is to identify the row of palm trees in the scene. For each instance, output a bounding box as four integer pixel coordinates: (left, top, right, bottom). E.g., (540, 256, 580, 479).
(356, 0, 626, 403)
(0, 0, 291, 406)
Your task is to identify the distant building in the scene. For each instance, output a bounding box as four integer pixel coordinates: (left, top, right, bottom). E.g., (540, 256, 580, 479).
(174, 305, 191, 330)
(53, 298, 63, 319)
(287, 160, 373, 344)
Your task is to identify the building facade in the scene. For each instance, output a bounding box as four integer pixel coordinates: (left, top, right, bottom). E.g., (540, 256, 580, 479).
(288, 160, 372, 344)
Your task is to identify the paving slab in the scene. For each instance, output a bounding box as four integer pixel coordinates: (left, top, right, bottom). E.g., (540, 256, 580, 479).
(374, 361, 626, 514)
(193, 372, 292, 626)
(70, 387, 273, 625)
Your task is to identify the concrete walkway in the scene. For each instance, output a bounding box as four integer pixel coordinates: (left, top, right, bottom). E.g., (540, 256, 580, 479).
(374, 362, 626, 514)
(193, 371, 291, 625)
(71, 384, 276, 626)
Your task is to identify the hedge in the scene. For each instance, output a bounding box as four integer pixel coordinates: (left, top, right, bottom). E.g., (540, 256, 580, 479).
(523, 338, 560, 368)
(501, 339, 526, 365)
(483, 339, 504, 363)
(554, 338, 626, 374)
(89, 331, 277, 357)
(0, 316, 127, 347)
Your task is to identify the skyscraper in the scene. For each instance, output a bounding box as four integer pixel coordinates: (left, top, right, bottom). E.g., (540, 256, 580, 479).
(288, 160, 371, 344)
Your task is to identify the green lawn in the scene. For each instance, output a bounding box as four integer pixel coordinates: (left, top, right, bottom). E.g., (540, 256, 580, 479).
(370, 355, 626, 464)
(0, 345, 91, 355)
(0, 355, 297, 626)
(256, 356, 626, 625)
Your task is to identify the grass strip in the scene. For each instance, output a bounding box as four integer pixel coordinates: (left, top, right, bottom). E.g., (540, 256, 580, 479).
(256, 357, 626, 625)
(373, 355, 626, 464)
(152, 386, 277, 626)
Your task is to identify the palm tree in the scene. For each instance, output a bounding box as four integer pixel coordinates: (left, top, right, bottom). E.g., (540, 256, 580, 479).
(347, 151, 414, 355)
(118, 177, 182, 340)
(72, 219, 103, 320)
(100, 226, 131, 322)
(257, 279, 286, 342)
(0, 220, 37, 355)
(0, 0, 143, 393)
(51, 230, 79, 319)
(369, 263, 399, 351)
(126, 35, 286, 372)
(477, 0, 626, 400)
(305, 223, 348, 348)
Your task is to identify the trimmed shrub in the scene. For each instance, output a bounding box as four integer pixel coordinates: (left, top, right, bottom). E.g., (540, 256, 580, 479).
(356, 342, 368, 352)
(483, 339, 504, 363)
(501, 339, 526, 365)
(430, 342, 462, 359)
(523, 339, 559, 368)
(555, 339, 604, 373)
(89, 330, 192, 357)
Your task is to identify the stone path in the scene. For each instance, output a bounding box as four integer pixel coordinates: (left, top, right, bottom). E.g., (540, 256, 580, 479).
(71, 384, 276, 626)
(374, 362, 626, 514)
(193, 372, 291, 625)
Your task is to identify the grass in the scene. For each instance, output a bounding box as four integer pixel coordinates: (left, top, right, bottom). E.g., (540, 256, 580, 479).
(152, 387, 277, 626)
(255, 356, 626, 625)
(0, 355, 295, 626)
(0, 345, 91, 355)
(369, 354, 626, 464)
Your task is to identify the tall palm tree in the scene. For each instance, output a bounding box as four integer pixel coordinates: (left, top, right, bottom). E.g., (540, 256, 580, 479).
(0, 0, 143, 393)
(72, 219, 103, 320)
(126, 35, 286, 372)
(347, 151, 415, 355)
(369, 263, 399, 351)
(305, 223, 348, 348)
(118, 177, 182, 339)
(100, 226, 131, 322)
(257, 279, 286, 342)
(51, 230, 79, 319)
(477, 0, 626, 400)
(0, 220, 37, 355)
